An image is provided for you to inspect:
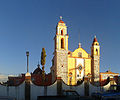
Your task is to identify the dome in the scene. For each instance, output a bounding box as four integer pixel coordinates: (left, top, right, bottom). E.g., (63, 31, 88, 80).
(33, 64, 42, 75)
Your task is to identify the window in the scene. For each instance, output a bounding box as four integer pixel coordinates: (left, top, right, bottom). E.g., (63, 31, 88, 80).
(61, 30, 63, 35)
(78, 52, 82, 57)
(96, 49, 98, 55)
(78, 65, 82, 71)
(61, 38, 64, 49)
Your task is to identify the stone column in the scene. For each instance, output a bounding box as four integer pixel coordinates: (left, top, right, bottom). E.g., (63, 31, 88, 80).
(25, 73, 31, 100)
(57, 77, 62, 96)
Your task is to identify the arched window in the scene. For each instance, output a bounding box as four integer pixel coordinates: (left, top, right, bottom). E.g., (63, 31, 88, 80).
(78, 52, 82, 57)
(61, 30, 63, 35)
(61, 38, 64, 49)
(96, 49, 98, 55)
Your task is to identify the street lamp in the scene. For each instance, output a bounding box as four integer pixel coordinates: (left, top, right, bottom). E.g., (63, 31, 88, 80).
(26, 51, 29, 73)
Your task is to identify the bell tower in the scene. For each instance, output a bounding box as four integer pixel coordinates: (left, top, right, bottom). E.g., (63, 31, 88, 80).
(54, 17, 68, 84)
(91, 36, 100, 82)
(54, 16, 68, 51)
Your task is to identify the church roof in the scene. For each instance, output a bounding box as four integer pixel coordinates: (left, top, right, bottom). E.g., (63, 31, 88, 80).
(100, 70, 119, 75)
(31, 73, 52, 86)
(71, 47, 90, 58)
(33, 64, 42, 75)
(92, 36, 99, 46)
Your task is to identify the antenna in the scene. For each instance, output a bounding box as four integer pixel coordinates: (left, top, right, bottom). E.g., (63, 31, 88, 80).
(108, 67, 111, 71)
(79, 30, 80, 43)
(78, 30, 81, 48)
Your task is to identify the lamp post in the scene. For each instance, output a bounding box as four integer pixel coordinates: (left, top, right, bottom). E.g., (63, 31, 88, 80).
(26, 51, 29, 73)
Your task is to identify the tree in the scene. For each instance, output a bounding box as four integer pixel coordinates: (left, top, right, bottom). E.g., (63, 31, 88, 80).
(41, 48, 46, 82)
(41, 48, 46, 66)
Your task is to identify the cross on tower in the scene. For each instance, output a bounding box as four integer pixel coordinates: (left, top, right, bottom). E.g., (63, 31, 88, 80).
(60, 16, 62, 20)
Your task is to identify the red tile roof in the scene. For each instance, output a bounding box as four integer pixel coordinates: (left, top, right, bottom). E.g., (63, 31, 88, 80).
(58, 20, 64, 23)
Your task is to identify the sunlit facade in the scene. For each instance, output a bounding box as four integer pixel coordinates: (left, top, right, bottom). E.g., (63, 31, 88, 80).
(51, 17, 100, 85)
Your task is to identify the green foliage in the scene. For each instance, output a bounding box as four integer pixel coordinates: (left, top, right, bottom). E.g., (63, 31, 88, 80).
(41, 48, 46, 66)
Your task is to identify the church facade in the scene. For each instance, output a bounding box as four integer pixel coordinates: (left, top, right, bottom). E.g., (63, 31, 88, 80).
(51, 17, 100, 85)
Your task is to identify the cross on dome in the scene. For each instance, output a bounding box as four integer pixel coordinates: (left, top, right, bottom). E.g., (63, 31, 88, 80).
(60, 16, 62, 20)
(94, 35, 96, 38)
(37, 61, 40, 68)
(58, 16, 64, 23)
(78, 43, 81, 48)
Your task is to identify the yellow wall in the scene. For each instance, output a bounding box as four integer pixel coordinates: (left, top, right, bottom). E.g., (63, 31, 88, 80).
(67, 47, 92, 85)
(68, 58, 76, 85)
(72, 48, 89, 58)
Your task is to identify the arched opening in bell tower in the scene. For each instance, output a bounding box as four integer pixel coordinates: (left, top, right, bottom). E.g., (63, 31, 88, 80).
(96, 49, 98, 55)
(61, 38, 64, 49)
(61, 30, 63, 35)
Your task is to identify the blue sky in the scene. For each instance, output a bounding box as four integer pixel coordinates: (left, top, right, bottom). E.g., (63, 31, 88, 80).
(0, 0, 120, 75)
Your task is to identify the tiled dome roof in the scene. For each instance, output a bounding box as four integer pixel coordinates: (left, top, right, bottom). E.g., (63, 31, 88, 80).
(33, 64, 42, 75)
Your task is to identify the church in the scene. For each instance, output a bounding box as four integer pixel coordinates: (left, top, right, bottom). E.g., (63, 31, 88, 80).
(51, 17, 100, 85)
(3, 17, 119, 87)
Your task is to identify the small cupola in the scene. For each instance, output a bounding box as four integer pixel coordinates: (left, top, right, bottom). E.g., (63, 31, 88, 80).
(58, 16, 64, 23)
(92, 35, 99, 46)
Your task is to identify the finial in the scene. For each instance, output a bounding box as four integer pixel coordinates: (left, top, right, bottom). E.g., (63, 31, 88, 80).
(94, 35, 96, 38)
(60, 16, 62, 20)
(78, 43, 81, 48)
(37, 61, 40, 68)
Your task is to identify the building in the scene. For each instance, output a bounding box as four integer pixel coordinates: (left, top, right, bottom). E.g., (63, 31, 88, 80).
(51, 17, 100, 85)
(100, 70, 119, 86)
(6, 17, 119, 86)
(31, 63, 52, 86)
(8, 74, 25, 86)
(7, 63, 52, 86)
